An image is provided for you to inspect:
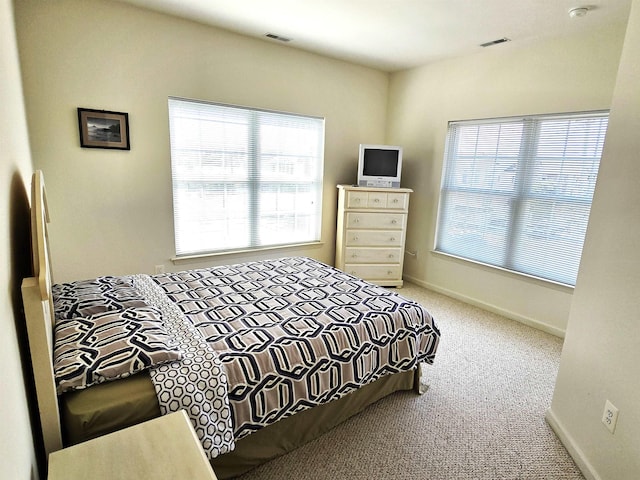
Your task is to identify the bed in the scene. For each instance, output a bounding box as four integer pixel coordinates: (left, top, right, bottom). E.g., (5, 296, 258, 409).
(22, 170, 440, 478)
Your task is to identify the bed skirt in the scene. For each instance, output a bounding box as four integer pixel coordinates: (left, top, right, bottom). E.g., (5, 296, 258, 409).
(61, 368, 419, 478)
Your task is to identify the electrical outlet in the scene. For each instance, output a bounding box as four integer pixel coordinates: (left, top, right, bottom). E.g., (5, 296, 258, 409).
(601, 399, 619, 434)
(154, 264, 165, 274)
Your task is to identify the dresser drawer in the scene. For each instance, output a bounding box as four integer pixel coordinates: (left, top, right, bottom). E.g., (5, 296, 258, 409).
(345, 190, 409, 210)
(345, 230, 403, 246)
(346, 212, 405, 229)
(386, 192, 409, 210)
(345, 247, 402, 264)
(346, 190, 370, 209)
(344, 264, 402, 280)
(365, 191, 387, 208)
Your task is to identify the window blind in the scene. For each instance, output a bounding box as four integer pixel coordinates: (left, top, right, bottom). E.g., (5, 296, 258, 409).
(168, 97, 325, 256)
(435, 111, 608, 286)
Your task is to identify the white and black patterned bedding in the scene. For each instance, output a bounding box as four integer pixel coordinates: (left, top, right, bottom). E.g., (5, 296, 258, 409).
(52, 276, 148, 320)
(150, 257, 440, 441)
(131, 274, 235, 459)
(52, 277, 183, 394)
(52, 257, 440, 460)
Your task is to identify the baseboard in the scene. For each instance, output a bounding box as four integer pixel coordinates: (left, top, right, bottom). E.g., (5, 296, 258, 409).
(402, 274, 566, 338)
(545, 408, 600, 480)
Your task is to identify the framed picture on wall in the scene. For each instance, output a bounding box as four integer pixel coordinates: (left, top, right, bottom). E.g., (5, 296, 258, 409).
(77, 108, 130, 150)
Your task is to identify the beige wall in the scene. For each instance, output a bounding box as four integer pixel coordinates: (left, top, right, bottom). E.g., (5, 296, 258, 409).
(386, 23, 627, 335)
(547, 1, 640, 478)
(7, 0, 639, 479)
(14, 0, 389, 283)
(0, 0, 39, 478)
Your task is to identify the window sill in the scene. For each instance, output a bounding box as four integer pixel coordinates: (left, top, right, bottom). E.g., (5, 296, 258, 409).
(171, 241, 324, 266)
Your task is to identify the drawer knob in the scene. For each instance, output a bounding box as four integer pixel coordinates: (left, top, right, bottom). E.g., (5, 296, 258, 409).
(387, 270, 393, 275)
(391, 219, 397, 225)
(374, 198, 380, 203)
(390, 237, 396, 242)
(354, 218, 360, 223)
(393, 198, 399, 203)
(352, 254, 358, 258)
(353, 236, 359, 241)
(388, 254, 394, 258)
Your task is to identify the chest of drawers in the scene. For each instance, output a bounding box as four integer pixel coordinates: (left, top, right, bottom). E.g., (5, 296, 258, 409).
(335, 185, 412, 287)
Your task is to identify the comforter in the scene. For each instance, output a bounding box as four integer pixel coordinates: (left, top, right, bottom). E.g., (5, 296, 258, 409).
(54, 257, 440, 460)
(140, 257, 440, 458)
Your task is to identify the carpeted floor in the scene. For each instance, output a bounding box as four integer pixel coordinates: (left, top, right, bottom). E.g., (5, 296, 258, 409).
(235, 283, 583, 479)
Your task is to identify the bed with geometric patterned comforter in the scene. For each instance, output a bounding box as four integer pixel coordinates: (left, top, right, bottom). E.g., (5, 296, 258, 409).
(52, 256, 440, 475)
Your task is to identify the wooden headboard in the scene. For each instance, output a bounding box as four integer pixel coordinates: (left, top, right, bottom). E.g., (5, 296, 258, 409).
(21, 170, 63, 457)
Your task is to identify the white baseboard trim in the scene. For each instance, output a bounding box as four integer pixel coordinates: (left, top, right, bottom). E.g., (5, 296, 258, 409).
(402, 274, 566, 338)
(545, 408, 600, 480)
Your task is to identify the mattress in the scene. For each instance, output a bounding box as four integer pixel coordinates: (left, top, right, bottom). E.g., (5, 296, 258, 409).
(61, 371, 160, 444)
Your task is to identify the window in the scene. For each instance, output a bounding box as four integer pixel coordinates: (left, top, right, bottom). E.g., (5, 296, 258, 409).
(435, 111, 608, 286)
(168, 97, 325, 256)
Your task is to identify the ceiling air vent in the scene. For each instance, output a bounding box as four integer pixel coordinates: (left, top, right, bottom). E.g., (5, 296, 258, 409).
(265, 33, 291, 42)
(480, 37, 511, 47)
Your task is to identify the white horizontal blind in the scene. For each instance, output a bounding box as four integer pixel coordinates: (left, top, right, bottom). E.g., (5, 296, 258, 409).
(168, 97, 324, 256)
(435, 111, 608, 285)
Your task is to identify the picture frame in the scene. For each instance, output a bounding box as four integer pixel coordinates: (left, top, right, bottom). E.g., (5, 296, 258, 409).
(77, 108, 130, 150)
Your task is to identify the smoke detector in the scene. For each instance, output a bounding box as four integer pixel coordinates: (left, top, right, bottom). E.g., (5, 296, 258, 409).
(568, 7, 589, 18)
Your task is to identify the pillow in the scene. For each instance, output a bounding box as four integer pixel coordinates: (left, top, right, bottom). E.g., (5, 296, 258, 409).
(53, 307, 182, 394)
(52, 275, 133, 297)
(53, 276, 148, 320)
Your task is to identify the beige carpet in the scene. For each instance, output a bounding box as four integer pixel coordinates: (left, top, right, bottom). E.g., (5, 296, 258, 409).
(236, 283, 583, 479)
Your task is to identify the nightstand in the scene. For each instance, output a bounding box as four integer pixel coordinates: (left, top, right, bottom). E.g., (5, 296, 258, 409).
(47, 410, 218, 479)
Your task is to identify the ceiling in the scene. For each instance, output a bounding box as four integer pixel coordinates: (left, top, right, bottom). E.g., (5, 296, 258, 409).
(116, 0, 632, 71)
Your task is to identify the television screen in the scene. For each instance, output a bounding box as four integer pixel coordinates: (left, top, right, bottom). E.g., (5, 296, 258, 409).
(363, 149, 399, 177)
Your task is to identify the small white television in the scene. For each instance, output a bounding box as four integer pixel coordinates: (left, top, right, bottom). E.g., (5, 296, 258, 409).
(357, 144, 403, 188)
